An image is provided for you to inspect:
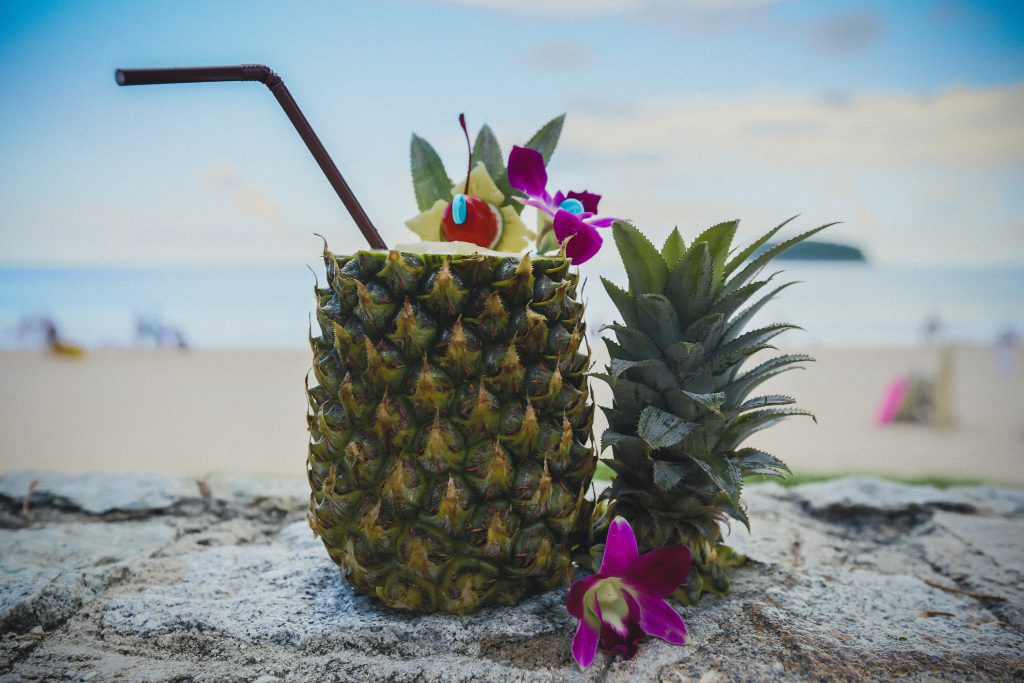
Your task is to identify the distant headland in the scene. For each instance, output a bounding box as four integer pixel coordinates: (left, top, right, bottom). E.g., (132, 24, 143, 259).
(756, 240, 867, 261)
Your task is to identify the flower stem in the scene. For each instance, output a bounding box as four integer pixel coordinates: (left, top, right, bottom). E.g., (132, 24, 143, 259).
(459, 113, 472, 194)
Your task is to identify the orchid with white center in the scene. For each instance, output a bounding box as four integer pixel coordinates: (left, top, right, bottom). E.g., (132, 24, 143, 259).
(566, 516, 690, 668)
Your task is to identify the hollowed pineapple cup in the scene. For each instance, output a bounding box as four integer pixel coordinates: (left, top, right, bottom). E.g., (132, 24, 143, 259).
(307, 248, 596, 614)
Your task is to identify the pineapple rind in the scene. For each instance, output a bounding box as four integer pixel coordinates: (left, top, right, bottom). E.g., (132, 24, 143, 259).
(598, 218, 833, 604)
(308, 247, 595, 614)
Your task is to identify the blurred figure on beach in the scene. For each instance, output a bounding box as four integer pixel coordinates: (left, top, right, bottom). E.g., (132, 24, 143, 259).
(877, 315, 955, 428)
(995, 326, 1018, 378)
(16, 316, 84, 357)
(923, 313, 943, 346)
(135, 315, 189, 349)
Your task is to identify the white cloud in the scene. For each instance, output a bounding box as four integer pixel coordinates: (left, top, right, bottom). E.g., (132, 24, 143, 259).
(807, 9, 885, 56)
(568, 85, 1024, 169)
(518, 39, 596, 70)
(553, 84, 1024, 266)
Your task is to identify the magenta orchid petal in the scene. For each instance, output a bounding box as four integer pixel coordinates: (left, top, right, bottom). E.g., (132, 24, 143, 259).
(553, 210, 603, 264)
(553, 190, 566, 205)
(507, 145, 548, 198)
(514, 196, 557, 216)
(571, 618, 601, 669)
(634, 592, 689, 645)
(585, 216, 618, 228)
(622, 545, 692, 598)
(598, 516, 640, 575)
(567, 190, 601, 214)
(566, 574, 601, 619)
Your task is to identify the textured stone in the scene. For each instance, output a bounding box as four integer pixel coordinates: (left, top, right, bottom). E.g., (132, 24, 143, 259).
(103, 521, 572, 654)
(2, 476, 1022, 681)
(203, 477, 309, 505)
(789, 475, 1024, 517)
(0, 472, 199, 515)
(0, 521, 177, 633)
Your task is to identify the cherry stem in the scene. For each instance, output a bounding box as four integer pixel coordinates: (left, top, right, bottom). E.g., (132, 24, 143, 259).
(459, 113, 472, 196)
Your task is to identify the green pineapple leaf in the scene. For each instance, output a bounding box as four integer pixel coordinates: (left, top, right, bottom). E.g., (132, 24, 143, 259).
(680, 390, 726, 414)
(603, 376, 665, 424)
(613, 222, 669, 295)
(471, 124, 504, 180)
(603, 337, 631, 360)
(715, 323, 801, 360)
(524, 114, 566, 164)
(636, 294, 681, 348)
(711, 273, 781, 320)
(666, 241, 711, 323)
(723, 215, 798, 278)
(652, 460, 689, 490)
(721, 408, 815, 449)
(664, 340, 706, 375)
(600, 431, 641, 454)
(607, 323, 662, 360)
(472, 124, 519, 212)
(723, 282, 799, 343)
(738, 407, 816, 425)
(706, 344, 775, 377)
(733, 448, 791, 476)
(691, 220, 738, 296)
(738, 394, 796, 411)
(662, 228, 686, 267)
(610, 358, 679, 394)
(691, 454, 743, 510)
(604, 437, 653, 477)
(610, 358, 662, 380)
(601, 405, 634, 433)
(682, 312, 725, 346)
(602, 277, 639, 328)
(725, 354, 813, 407)
(410, 134, 453, 211)
(720, 495, 750, 530)
(637, 405, 697, 450)
(723, 222, 838, 297)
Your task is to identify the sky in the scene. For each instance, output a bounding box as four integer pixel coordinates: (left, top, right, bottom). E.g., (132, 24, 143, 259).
(1, 0, 1023, 268)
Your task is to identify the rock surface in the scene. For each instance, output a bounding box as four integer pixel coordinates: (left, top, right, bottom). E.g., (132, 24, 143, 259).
(0, 472, 1022, 682)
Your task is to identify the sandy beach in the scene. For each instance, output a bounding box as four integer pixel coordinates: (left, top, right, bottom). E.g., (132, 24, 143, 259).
(0, 344, 1021, 484)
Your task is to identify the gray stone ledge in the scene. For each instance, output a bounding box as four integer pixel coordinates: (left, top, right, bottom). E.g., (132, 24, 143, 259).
(1, 475, 1021, 681)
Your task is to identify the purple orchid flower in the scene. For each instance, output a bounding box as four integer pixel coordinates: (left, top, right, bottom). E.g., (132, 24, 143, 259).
(507, 145, 619, 264)
(566, 517, 690, 668)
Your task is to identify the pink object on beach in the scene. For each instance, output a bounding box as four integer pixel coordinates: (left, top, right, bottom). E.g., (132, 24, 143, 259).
(877, 376, 910, 424)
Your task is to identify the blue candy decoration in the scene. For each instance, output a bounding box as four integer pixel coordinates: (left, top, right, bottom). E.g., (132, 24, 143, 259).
(452, 194, 468, 224)
(559, 198, 585, 215)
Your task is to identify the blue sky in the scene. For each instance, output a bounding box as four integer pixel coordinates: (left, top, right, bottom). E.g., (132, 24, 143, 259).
(1, 0, 1022, 267)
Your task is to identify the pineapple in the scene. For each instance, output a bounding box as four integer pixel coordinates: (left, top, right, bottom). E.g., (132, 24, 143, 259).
(306, 245, 596, 614)
(595, 218, 832, 604)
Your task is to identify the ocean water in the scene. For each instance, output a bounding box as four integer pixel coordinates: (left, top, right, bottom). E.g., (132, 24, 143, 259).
(1, 263, 1021, 350)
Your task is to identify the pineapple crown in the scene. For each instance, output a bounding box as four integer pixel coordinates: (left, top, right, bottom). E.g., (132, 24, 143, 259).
(404, 115, 620, 263)
(596, 218, 836, 534)
(409, 114, 566, 217)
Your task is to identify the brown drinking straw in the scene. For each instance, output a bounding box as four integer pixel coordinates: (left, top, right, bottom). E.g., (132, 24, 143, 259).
(115, 65, 387, 250)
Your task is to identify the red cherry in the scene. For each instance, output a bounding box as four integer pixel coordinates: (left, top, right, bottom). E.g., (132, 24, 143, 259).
(441, 196, 504, 249)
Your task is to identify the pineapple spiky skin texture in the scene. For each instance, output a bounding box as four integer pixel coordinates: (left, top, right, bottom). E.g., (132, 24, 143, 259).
(307, 247, 596, 614)
(596, 218, 832, 605)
